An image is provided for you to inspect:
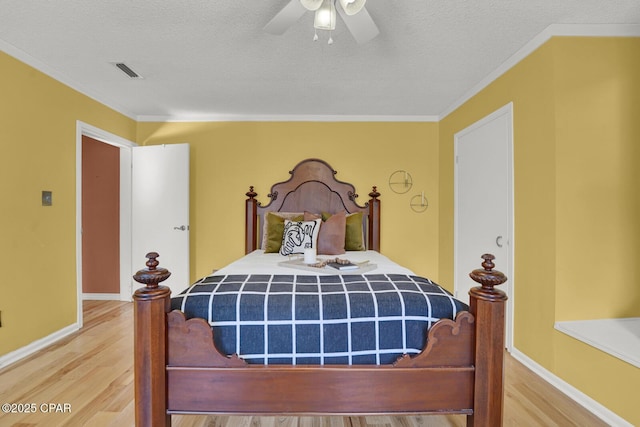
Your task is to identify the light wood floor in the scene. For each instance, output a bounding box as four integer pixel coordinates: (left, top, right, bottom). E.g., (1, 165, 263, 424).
(0, 301, 607, 427)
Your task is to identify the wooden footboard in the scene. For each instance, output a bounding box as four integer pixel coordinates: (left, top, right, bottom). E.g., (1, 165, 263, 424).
(133, 253, 507, 427)
(165, 310, 475, 414)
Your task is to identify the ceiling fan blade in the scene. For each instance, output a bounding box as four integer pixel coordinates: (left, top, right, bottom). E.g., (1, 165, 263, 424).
(264, 0, 308, 35)
(337, 5, 379, 44)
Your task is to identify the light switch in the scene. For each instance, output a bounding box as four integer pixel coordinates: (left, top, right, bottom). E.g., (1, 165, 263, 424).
(42, 191, 52, 206)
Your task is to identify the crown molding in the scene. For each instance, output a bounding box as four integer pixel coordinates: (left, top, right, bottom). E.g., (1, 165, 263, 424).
(3, 23, 638, 124)
(439, 23, 640, 120)
(0, 37, 436, 123)
(0, 39, 138, 121)
(135, 114, 439, 123)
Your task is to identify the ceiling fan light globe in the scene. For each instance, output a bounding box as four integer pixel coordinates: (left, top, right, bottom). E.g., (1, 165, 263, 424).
(300, 0, 323, 11)
(338, 0, 366, 15)
(314, 0, 336, 30)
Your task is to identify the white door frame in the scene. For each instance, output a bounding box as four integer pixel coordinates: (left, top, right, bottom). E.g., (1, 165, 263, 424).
(75, 121, 136, 327)
(453, 103, 515, 351)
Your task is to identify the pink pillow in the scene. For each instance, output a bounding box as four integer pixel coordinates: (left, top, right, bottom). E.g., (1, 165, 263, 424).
(304, 211, 346, 255)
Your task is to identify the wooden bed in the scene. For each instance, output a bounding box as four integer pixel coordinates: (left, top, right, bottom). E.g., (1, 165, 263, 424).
(133, 158, 507, 427)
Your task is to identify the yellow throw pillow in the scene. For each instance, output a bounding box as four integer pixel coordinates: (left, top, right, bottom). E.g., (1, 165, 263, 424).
(264, 212, 304, 253)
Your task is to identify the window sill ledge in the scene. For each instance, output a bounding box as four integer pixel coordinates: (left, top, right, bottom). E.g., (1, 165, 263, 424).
(555, 318, 640, 369)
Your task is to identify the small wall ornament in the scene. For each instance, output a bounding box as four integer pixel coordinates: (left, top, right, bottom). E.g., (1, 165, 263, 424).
(388, 170, 413, 194)
(410, 191, 428, 213)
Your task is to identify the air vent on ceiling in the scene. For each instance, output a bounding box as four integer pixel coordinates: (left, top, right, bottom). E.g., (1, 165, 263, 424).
(113, 62, 143, 79)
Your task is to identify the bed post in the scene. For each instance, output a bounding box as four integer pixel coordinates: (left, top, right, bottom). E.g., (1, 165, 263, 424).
(133, 252, 172, 427)
(368, 186, 381, 251)
(245, 186, 258, 254)
(467, 253, 508, 427)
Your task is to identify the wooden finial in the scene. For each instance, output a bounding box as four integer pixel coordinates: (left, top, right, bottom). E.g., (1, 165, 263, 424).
(369, 186, 380, 200)
(469, 253, 507, 291)
(246, 186, 257, 199)
(133, 252, 171, 289)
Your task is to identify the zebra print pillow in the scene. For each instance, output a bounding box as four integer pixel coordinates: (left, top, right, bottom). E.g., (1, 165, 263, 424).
(279, 218, 321, 256)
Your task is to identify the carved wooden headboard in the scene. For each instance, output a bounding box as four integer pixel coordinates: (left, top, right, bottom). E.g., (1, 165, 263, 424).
(245, 158, 380, 253)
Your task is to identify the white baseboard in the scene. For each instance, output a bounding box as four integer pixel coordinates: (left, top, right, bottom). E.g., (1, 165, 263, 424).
(510, 347, 633, 427)
(0, 323, 80, 370)
(82, 293, 121, 301)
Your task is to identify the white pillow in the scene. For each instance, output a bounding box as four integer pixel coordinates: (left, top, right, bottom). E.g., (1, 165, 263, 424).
(279, 218, 321, 256)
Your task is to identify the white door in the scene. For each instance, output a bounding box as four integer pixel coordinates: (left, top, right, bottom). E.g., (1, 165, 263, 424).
(454, 103, 513, 349)
(132, 144, 190, 296)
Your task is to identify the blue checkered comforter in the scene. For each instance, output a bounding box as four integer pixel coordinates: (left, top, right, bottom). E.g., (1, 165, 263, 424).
(171, 274, 468, 365)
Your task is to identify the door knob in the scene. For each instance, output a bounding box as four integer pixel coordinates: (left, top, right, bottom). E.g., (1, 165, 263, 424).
(496, 235, 503, 248)
(174, 225, 188, 231)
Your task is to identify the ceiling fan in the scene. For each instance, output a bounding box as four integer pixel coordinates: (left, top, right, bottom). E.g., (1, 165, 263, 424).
(264, 0, 379, 44)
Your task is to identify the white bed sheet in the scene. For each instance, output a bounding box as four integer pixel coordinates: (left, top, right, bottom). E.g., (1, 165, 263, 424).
(215, 250, 415, 276)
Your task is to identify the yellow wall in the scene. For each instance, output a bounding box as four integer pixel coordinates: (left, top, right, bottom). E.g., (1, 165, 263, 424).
(136, 121, 440, 281)
(553, 37, 640, 320)
(439, 37, 640, 425)
(553, 37, 640, 423)
(0, 51, 136, 356)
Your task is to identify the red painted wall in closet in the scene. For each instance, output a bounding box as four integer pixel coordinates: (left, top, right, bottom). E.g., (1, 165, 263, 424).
(82, 136, 120, 294)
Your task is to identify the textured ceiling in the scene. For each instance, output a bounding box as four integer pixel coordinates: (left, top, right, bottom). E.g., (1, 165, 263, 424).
(1, 1, 639, 121)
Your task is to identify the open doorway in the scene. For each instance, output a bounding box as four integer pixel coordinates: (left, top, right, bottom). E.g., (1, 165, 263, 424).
(75, 121, 135, 327)
(82, 136, 120, 299)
